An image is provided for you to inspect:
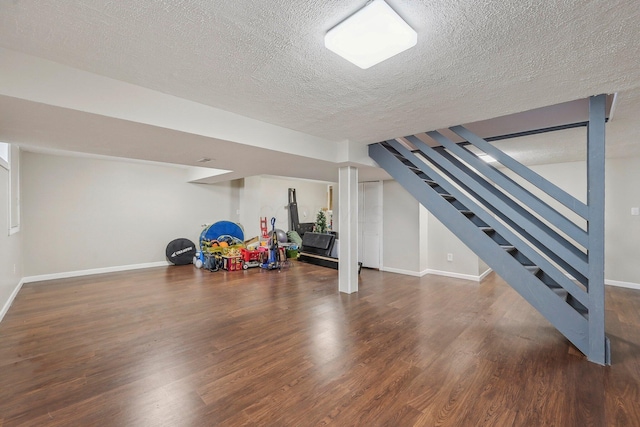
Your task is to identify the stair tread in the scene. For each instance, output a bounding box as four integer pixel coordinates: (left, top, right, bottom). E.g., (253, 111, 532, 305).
(543, 279, 563, 288)
(551, 288, 569, 299)
(524, 265, 540, 274)
(371, 143, 601, 359)
(567, 296, 589, 313)
(393, 154, 417, 168)
(573, 306, 589, 314)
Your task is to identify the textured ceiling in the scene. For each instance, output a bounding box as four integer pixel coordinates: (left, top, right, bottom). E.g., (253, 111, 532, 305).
(1, 0, 640, 179)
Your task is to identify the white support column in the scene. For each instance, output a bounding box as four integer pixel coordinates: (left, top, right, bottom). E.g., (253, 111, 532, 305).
(339, 166, 359, 294)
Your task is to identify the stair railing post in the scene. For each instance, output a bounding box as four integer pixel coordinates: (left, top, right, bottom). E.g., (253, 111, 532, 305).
(587, 94, 608, 365)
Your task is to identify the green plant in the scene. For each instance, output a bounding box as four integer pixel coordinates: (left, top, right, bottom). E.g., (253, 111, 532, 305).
(315, 209, 328, 233)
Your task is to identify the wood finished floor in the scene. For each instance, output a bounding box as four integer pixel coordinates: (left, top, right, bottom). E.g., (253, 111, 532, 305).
(1, 263, 639, 426)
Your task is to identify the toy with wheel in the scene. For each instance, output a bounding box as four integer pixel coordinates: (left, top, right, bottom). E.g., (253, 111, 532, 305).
(199, 221, 246, 256)
(241, 247, 266, 269)
(261, 217, 286, 270)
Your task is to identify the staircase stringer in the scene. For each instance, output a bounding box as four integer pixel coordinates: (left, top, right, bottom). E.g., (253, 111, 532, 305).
(430, 146, 589, 288)
(424, 131, 588, 247)
(409, 146, 589, 307)
(368, 94, 610, 365)
(407, 136, 588, 278)
(450, 125, 589, 219)
(370, 142, 590, 355)
(406, 137, 588, 275)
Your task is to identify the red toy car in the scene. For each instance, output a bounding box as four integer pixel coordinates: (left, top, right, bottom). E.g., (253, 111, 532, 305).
(240, 247, 267, 269)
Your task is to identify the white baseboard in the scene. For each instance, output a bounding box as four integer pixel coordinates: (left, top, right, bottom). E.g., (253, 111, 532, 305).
(381, 266, 490, 282)
(380, 267, 429, 277)
(605, 279, 640, 290)
(478, 268, 493, 282)
(427, 269, 486, 282)
(0, 278, 25, 323)
(22, 261, 171, 284)
(565, 273, 640, 291)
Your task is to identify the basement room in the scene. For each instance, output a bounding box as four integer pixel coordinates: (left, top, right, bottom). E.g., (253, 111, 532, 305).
(1, 1, 639, 425)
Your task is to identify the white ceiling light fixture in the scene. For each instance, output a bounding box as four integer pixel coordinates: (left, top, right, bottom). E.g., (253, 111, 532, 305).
(324, 0, 417, 69)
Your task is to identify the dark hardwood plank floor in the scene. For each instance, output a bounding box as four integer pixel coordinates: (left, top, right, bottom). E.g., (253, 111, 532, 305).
(1, 263, 639, 426)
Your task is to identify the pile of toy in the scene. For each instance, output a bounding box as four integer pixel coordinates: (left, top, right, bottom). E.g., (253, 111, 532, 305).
(193, 217, 295, 272)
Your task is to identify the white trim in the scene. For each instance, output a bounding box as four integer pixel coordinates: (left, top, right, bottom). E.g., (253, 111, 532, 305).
(0, 278, 24, 323)
(478, 268, 493, 282)
(380, 267, 489, 282)
(0, 141, 8, 169)
(22, 261, 170, 284)
(565, 273, 640, 291)
(427, 269, 485, 282)
(605, 279, 640, 291)
(6, 145, 20, 235)
(608, 92, 619, 122)
(22, 145, 208, 170)
(377, 181, 384, 271)
(380, 266, 429, 277)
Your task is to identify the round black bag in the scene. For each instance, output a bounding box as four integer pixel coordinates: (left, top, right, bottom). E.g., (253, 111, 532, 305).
(166, 238, 196, 265)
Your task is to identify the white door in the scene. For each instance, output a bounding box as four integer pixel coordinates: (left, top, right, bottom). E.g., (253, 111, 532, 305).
(358, 181, 382, 269)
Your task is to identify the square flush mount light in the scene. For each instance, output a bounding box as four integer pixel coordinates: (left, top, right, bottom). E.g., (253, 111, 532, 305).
(325, 0, 417, 69)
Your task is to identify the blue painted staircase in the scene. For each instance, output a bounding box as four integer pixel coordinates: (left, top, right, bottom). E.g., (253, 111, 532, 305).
(368, 95, 610, 365)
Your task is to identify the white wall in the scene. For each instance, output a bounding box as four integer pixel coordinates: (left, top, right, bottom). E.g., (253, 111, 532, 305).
(0, 166, 24, 320)
(381, 180, 483, 277)
(419, 205, 429, 272)
(21, 152, 234, 276)
(238, 176, 262, 239)
(331, 183, 339, 233)
(15, 151, 638, 300)
(426, 214, 481, 277)
(525, 157, 640, 285)
(358, 181, 383, 269)
(382, 180, 421, 273)
(478, 259, 490, 276)
(380, 155, 640, 284)
(604, 157, 640, 284)
(239, 175, 331, 239)
(229, 179, 242, 225)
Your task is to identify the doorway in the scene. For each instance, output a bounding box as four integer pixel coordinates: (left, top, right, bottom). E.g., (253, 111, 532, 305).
(358, 181, 383, 269)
